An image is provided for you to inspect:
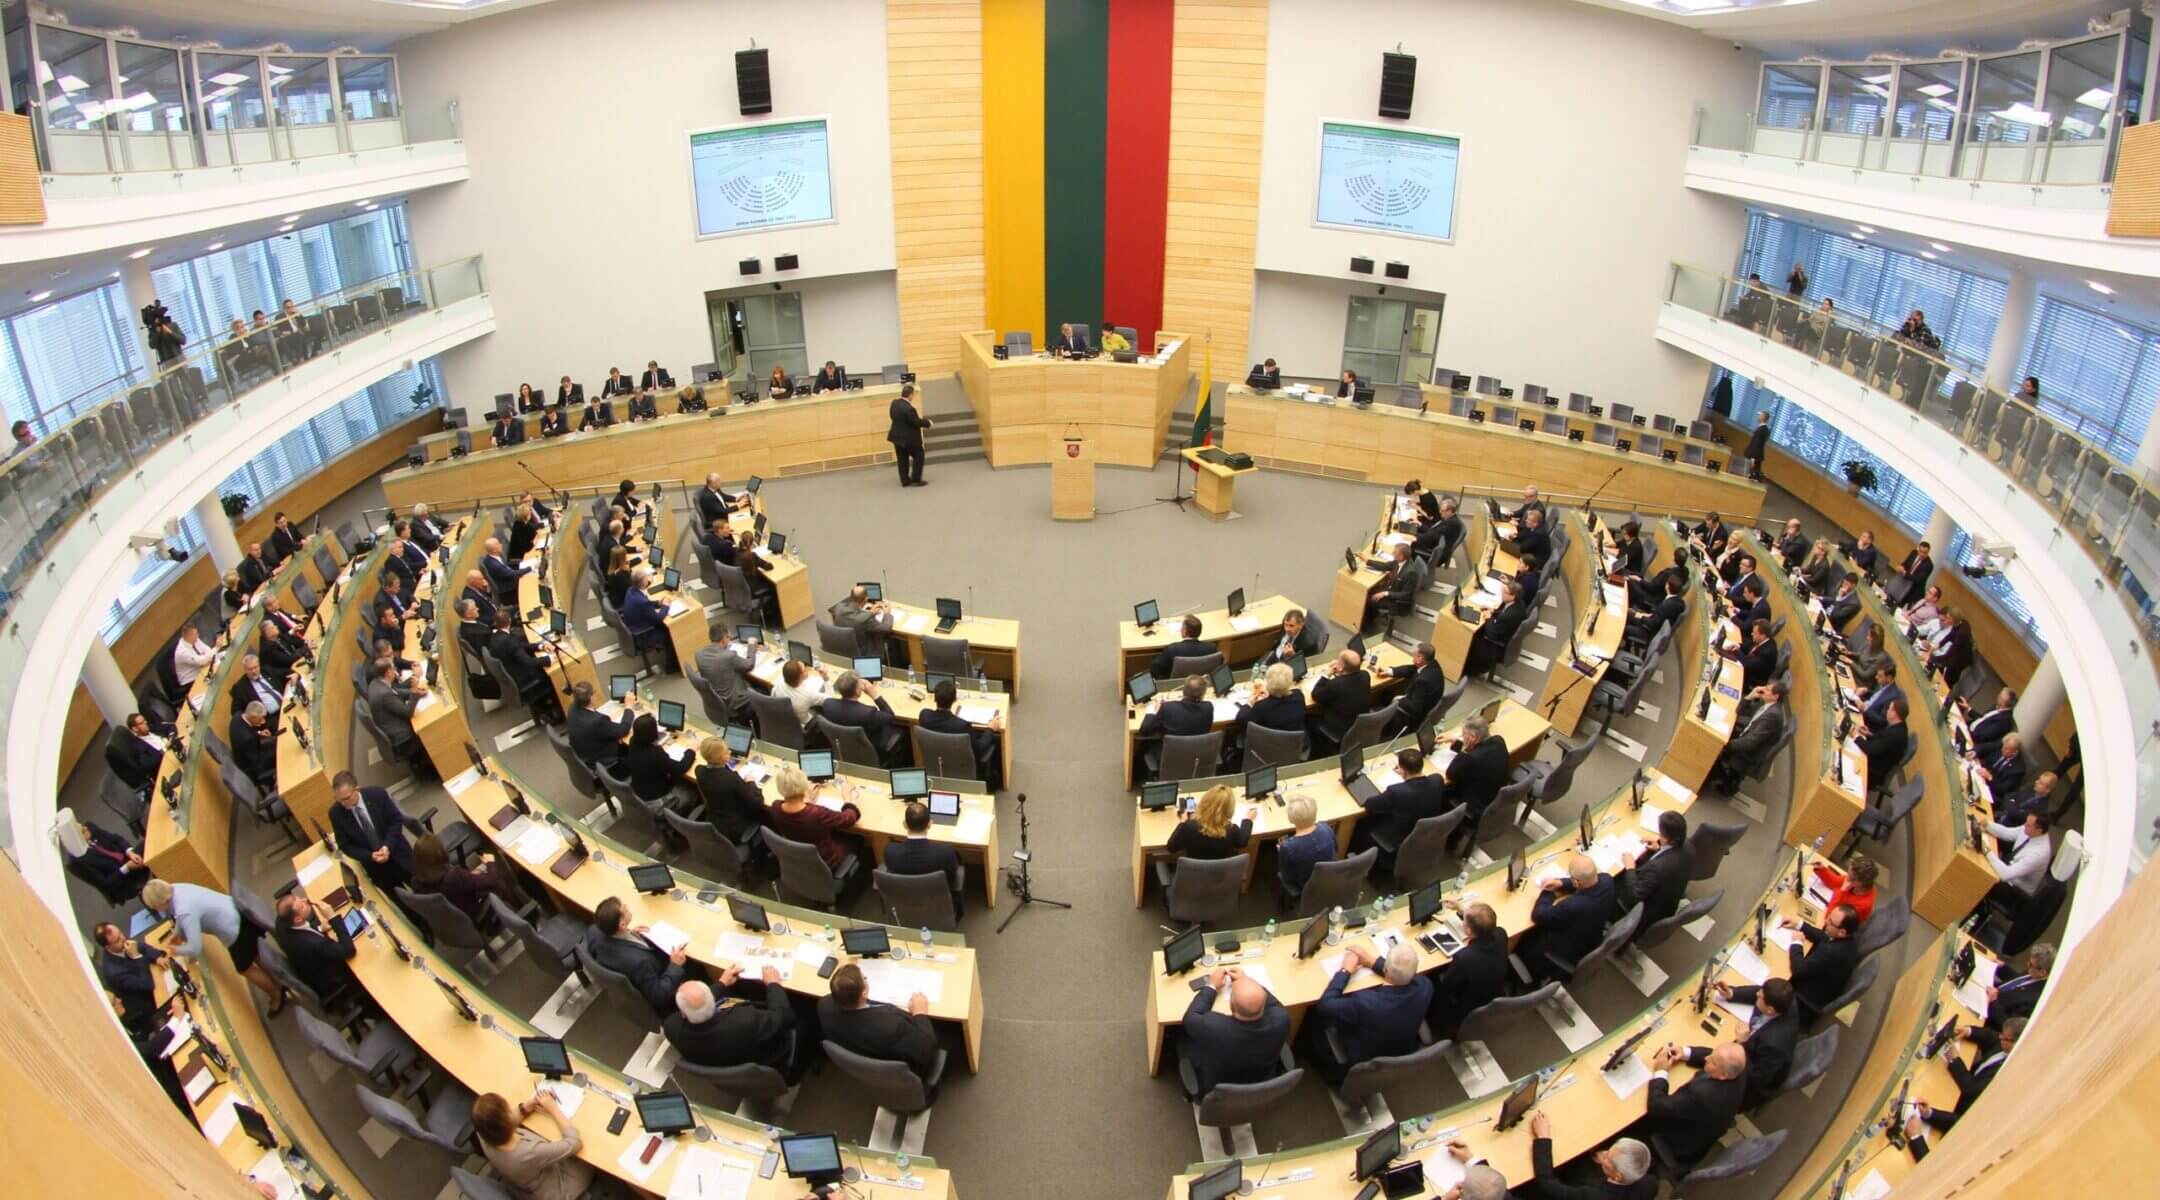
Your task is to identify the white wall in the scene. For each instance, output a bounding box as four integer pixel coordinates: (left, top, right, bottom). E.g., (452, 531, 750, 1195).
(392, 0, 896, 417)
(1248, 271, 1448, 380)
(1252, 0, 1760, 420)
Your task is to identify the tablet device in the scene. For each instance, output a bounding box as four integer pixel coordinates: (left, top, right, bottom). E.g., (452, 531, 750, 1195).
(1163, 925, 1204, 976)
(936, 597, 963, 621)
(787, 640, 814, 665)
(609, 674, 636, 702)
(736, 623, 765, 644)
(662, 566, 681, 591)
(1296, 913, 1330, 960)
(927, 790, 961, 824)
(746, 474, 764, 494)
(841, 926, 891, 958)
(339, 908, 368, 938)
(629, 862, 674, 894)
(1140, 781, 1179, 811)
(889, 767, 929, 801)
(1286, 653, 1308, 681)
(926, 671, 955, 694)
(549, 611, 569, 637)
(723, 724, 753, 755)
(852, 656, 883, 682)
(728, 895, 769, 932)
(1355, 1121, 1401, 1180)
(1226, 587, 1246, 617)
(633, 1091, 694, 1136)
(655, 699, 686, 732)
(1209, 662, 1235, 696)
(1495, 1075, 1539, 1131)
(779, 1132, 843, 1184)
(1134, 599, 1160, 627)
(859, 581, 883, 602)
(520, 1035, 572, 1079)
(1339, 743, 1367, 784)
(799, 749, 835, 781)
(1189, 1161, 1241, 1200)
(1381, 1161, 1425, 1199)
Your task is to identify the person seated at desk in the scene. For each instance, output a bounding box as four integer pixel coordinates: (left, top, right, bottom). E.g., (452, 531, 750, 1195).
(831, 584, 895, 662)
(1241, 662, 1308, 740)
(257, 622, 306, 693)
(566, 681, 636, 769)
(537, 403, 570, 438)
(919, 678, 1005, 790)
(1352, 746, 1447, 853)
(1361, 543, 1426, 634)
(593, 516, 626, 576)
(272, 891, 371, 1017)
(621, 566, 678, 672)
(1512, 506, 1553, 565)
(372, 570, 412, 633)
(766, 364, 794, 400)
(1995, 770, 2057, 831)
(732, 531, 784, 626)
(1721, 548, 1759, 597)
(1609, 520, 1648, 578)
(93, 921, 166, 1029)
(641, 360, 674, 391)
(1513, 485, 1547, 526)
(553, 374, 583, 408)
(692, 735, 764, 843)
(1400, 478, 1444, 525)
(1516, 854, 1618, 985)
(1966, 944, 2049, 1054)
(1843, 622, 1891, 684)
(692, 625, 755, 726)
(1386, 641, 1448, 731)
(773, 659, 832, 724)
(489, 409, 526, 447)
(1524, 1112, 1655, 1200)
(456, 597, 493, 662)
(1825, 572, 1863, 632)
(1725, 619, 1775, 690)
(695, 472, 750, 528)
(104, 711, 171, 792)
(1835, 529, 1879, 582)
(1274, 794, 1336, 902)
(600, 366, 632, 398)
(58, 812, 149, 902)
(1625, 552, 1688, 615)
(1308, 648, 1371, 757)
(1053, 322, 1092, 356)
(1906, 582, 1945, 630)
(1825, 854, 1880, 926)
(1960, 686, 2018, 761)
(387, 529, 430, 587)
(1928, 611, 1974, 685)
(588, 894, 696, 1015)
(1149, 614, 1214, 679)
(229, 701, 279, 794)
(1428, 902, 1509, 1039)
(1100, 324, 1131, 353)
(1693, 511, 1730, 559)
(1463, 579, 1530, 678)
(1413, 496, 1465, 563)
(237, 540, 275, 595)
(1307, 942, 1432, 1084)
(1248, 358, 1281, 388)
(411, 830, 518, 924)
(329, 769, 420, 890)
(1637, 1043, 1749, 1169)
(1258, 608, 1324, 667)
(510, 382, 541, 413)
(473, 1089, 597, 1200)
(614, 478, 653, 518)
(1908, 1017, 2021, 1148)
(1442, 714, 1513, 855)
(1888, 540, 1935, 606)
(1512, 552, 1544, 605)
(1732, 579, 1770, 629)
(1706, 680, 1786, 795)
(1796, 538, 1837, 596)
(818, 962, 942, 1086)
(767, 763, 863, 870)
(812, 360, 847, 392)
(482, 537, 530, 605)
(1857, 697, 1909, 781)
(1335, 368, 1359, 399)
(1773, 517, 1809, 567)
(1780, 903, 1861, 1018)
(886, 801, 966, 917)
(626, 712, 693, 803)
(407, 503, 448, 555)
(1178, 967, 1289, 1100)
(1167, 783, 1254, 862)
(460, 569, 500, 628)
(1693, 977, 1799, 1109)
(1626, 573, 1686, 647)
(601, 545, 633, 611)
(1859, 662, 1902, 732)
(623, 386, 660, 422)
(1617, 810, 1694, 931)
(820, 670, 904, 765)
(576, 394, 613, 431)
(220, 570, 249, 617)
(667, 976, 797, 1077)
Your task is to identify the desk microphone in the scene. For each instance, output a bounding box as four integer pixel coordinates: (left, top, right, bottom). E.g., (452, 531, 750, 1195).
(1244, 1139, 1285, 1194)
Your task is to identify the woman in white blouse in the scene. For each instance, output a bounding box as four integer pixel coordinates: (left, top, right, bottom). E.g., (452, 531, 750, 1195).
(171, 623, 217, 687)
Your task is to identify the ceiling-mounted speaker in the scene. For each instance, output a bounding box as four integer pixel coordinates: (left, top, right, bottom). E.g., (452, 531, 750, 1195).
(1384, 261, 1409, 280)
(1379, 52, 1416, 119)
(735, 48, 772, 115)
(739, 258, 762, 276)
(1349, 256, 1375, 275)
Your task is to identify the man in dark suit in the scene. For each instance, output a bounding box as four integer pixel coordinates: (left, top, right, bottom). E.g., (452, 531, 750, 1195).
(1618, 810, 1694, 933)
(106, 710, 175, 792)
(1993, 771, 2058, 829)
(1249, 358, 1281, 388)
(1707, 681, 1786, 794)
(229, 702, 279, 794)
(1524, 1113, 1656, 1199)
(1053, 322, 1091, 356)
(236, 541, 274, 594)
(481, 537, 530, 605)
(488, 608, 560, 723)
(1693, 977, 1800, 1109)
(1723, 552, 1761, 603)
(578, 396, 614, 431)
(624, 387, 660, 422)
(1914, 1017, 2020, 1135)
(817, 962, 942, 1084)
(1308, 943, 1432, 1083)
(1639, 1042, 1748, 1167)
(372, 571, 412, 633)
(640, 360, 674, 391)
(588, 896, 693, 1016)
(812, 361, 847, 393)
(1826, 573, 1863, 630)
(1178, 968, 1289, 1099)
(1354, 747, 1449, 851)
(266, 512, 303, 566)
(1149, 614, 1214, 679)
(1744, 412, 1772, 480)
(1413, 496, 1465, 565)
(1731, 620, 1777, 690)
(1513, 507, 1552, 565)
(1961, 687, 2018, 761)
(918, 679, 1003, 790)
(887, 382, 931, 487)
(1308, 649, 1371, 756)
(694, 472, 747, 529)
(273, 892, 374, 1016)
(620, 568, 675, 668)
(1386, 642, 1448, 731)
(884, 802, 964, 917)
(1784, 902, 1861, 1017)
(539, 404, 571, 437)
(1857, 698, 1910, 784)
(664, 976, 796, 1075)
(1427, 902, 1509, 1038)
(257, 622, 306, 692)
(1733, 580, 1770, 629)
(1965, 944, 2049, 1053)
(554, 375, 583, 408)
(1464, 580, 1530, 678)
(1774, 517, 1808, 566)
(1443, 713, 1512, 856)
(1608, 521, 1649, 578)
(1518, 855, 1618, 983)
(405, 504, 446, 555)
(1976, 734, 2027, 805)
(1627, 574, 1687, 648)
(1138, 674, 1215, 781)
(460, 569, 499, 628)
(456, 597, 492, 661)
(1361, 543, 1426, 633)
(599, 367, 632, 398)
(1889, 541, 1934, 605)
(1860, 663, 1903, 733)
(327, 770, 420, 890)
(820, 671, 903, 765)
(489, 410, 525, 447)
(1258, 608, 1325, 667)
(566, 682, 634, 769)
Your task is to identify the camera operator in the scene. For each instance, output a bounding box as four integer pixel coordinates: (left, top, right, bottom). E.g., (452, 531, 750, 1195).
(141, 299, 186, 365)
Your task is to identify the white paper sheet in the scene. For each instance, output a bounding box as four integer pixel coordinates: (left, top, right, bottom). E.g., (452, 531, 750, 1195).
(412, 692, 438, 714)
(1637, 804, 1669, 835)
(712, 932, 789, 965)
(1769, 926, 1802, 952)
(182, 1064, 215, 1102)
(202, 1094, 241, 1143)
(1953, 956, 1999, 1016)
(1602, 1055, 1653, 1100)
(444, 766, 481, 796)
(1209, 699, 1244, 722)
(160, 1014, 195, 1057)
(791, 941, 833, 968)
(295, 855, 336, 888)
(511, 824, 565, 865)
(247, 1148, 301, 1200)
(857, 959, 944, 1006)
(1421, 1150, 1470, 1195)
(1851, 1169, 1893, 1200)
(1655, 774, 1692, 803)
(813, 795, 847, 813)
(1228, 614, 1261, 632)
(617, 1133, 677, 1184)
(643, 922, 691, 957)
(955, 703, 999, 726)
(538, 1081, 585, 1118)
(955, 809, 994, 841)
(666, 1149, 755, 1200)
(1727, 943, 1773, 986)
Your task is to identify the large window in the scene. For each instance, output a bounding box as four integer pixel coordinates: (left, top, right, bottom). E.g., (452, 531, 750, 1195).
(2015, 296, 2160, 463)
(1736, 211, 2007, 368)
(0, 286, 145, 433)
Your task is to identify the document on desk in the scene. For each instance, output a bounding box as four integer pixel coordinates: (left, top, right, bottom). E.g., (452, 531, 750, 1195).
(1366, 768, 1406, 792)
(617, 1133, 677, 1184)
(1590, 836, 1644, 876)
(1228, 613, 1261, 633)
(955, 703, 999, 726)
(791, 941, 834, 970)
(1851, 1169, 1893, 1200)
(1602, 1054, 1654, 1100)
(444, 766, 481, 797)
(296, 854, 337, 888)
(1637, 803, 1669, 834)
(511, 824, 565, 866)
(1209, 698, 1244, 722)
(643, 922, 691, 958)
(955, 809, 994, 842)
(247, 1147, 301, 1200)
(1727, 943, 1773, 987)
(814, 794, 848, 813)
(714, 932, 791, 966)
(202, 1094, 241, 1144)
(1704, 705, 1732, 733)
(1768, 926, 1802, 952)
(1655, 774, 1692, 804)
(667, 1148, 755, 1200)
(537, 1080, 585, 1118)
(1603, 583, 1629, 614)
(895, 610, 930, 635)
(1954, 956, 1998, 1015)
(412, 691, 438, 714)
(1421, 1149, 1470, 1194)
(160, 1013, 195, 1057)
(666, 599, 693, 618)
(857, 960, 943, 1006)
(182, 1064, 216, 1103)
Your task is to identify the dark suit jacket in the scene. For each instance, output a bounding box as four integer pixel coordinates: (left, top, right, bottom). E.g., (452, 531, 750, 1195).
(693, 765, 765, 843)
(1180, 983, 1289, 1095)
(1515, 524, 1552, 565)
(1619, 841, 1695, 928)
(274, 917, 359, 1003)
(694, 486, 736, 529)
(1828, 590, 1862, 629)
(508, 517, 542, 563)
(578, 402, 614, 431)
(1967, 708, 2015, 760)
(1444, 736, 1512, 819)
(885, 836, 963, 896)
(1789, 922, 1860, 1014)
(1924, 1045, 2007, 1130)
(600, 375, 632, 398)
(539, 408, 571, 437)
(1645, 1068, 1746, 1165)
(622, 588, 668, 649)
(1857, 721, 1909, 783)
(228, 714, 278, 784)
(99, 943, 166, 1027)
(555, 383, 584, 407)
(665, 988, 792, 1070)
(1310, 669, 1371, 741)
(238, 554, 273, 593)
(1629, 594, 1685, 646)
(1688, 1004, 1799, 1109)
(589, 929, 687, 1015)
(1427, 927, 1510, 1036)
(1529, 874, 1618, 968)
(1056, 332, 1091, 354)
(567, 704, 633, 768)
(482, 554, 529, 603)
(1982, 973, 2042, 1029)
(627, 741, 693, 802)
(814, 367, 846, 393)
(1390, 661, 1449, 728)
(1479, 599, 1531, 652)
(267, 524, 303, 565)
(625, 392, 659, 421)
(1361, 774, 1448, 848)
(1738, 638, 1777, 691)
(330, 787, 417, 883)
(490, 418, 526, 447)
(105, 730, 165, 791)
(1244, 693, 1307, 734)
(1612, 537, 1648, 577)
(1981, 752, 2027, 804)
(1527, 1134, 1658, 1199)
(1150, 637, 1215, 679)
(1258, 622, 1325, 667)
(1414, 514, 1465, 562)
(1317, 971, 1433, 1065)
(461, 585, 499, 628)
(1897, 551, 1934, 595)
(1139, 697, 1214, 740)
(816, 996, 942, 1081)
(821, 695, 900, 753)
(258, 630, 304, 690)
(1724, 700, 1786, 774)
(641, 368, 674, 390)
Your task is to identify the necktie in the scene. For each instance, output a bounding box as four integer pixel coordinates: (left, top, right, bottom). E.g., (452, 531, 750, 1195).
(1748, 1009, 1768, 1034)
(354, 800, 375, 842)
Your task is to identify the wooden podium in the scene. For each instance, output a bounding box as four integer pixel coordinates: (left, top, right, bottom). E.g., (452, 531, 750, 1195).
(1052, 433, 1095, 520)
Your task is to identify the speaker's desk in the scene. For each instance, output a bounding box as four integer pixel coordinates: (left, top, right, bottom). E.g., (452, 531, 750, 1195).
(1118, 593, 1302, 693)
(381, 385, 905, 509)
(1222, 388, 1765, 521)
(1120, 647, 1414, 789)
(956, 330, 1191, 468)
(289, 839, 960, 1198)
(1129, 703, 1550, 909)
(1181, 447, 1252, 520)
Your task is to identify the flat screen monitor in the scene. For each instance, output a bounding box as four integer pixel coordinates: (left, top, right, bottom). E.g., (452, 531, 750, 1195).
(1134, 599, 1160, 627)
(736, 623, 764, 644)
(1209, 663, 1235, 696)
(609, 674, 636, 702)
(1611, 403, 1635, 423)
(1495, 1075, 1539, 1131)
(1408, 880, 1441, 925)
(926, 671, 955, 693)
(662, 567, 681, 591)
(1226, 587, 1245, 616)
(1315, 121, 1461, 242)
(1127, 672, 1157, 703)
(549, 611, 569, 637)
(1355, 1122, 1401, 1181)
(852, 656, 883, 682)
(689, 119, 835, 238)
(889, 767, 929, 800)
(655, 699, 686, 732)
(1141, 781, 1179, 811)
(1340, 743, 1366, 783)
(629, 862, 674, 894)
(841, 925, 890, 958)
(633, 1090, 695, 1136)
(538, 584, 555, 611)
(1163, 925, 1205, 976)
(767, 532, 786, 555)
(728, 895, 769, 931)
(723, 724, 753, 754)
(859, 580, 883, 602)
(1245, 765, 1277, 799)
(778, 1132, 844, 1183)
(233, 1102, 277, 1150)
(787, 640, 814, 665)
(1189, 1160, 1242, 1200)
(936, 597, 963, 621)
(520, 1035, 572, 1079)
(798, 750, 835, 781)
(1296, 913, 1330, 959)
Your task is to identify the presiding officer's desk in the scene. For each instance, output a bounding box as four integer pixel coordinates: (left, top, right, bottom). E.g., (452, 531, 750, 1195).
(289, 840, 959, 1198)
(1160, 844, 1837, 1195)
(1130, 702, 1551, 907)
(380, 383, 906, 509)
(1121, 646, 1414, 789)
(1118, 593, 1304, 693)
(1221, 386, 1766, 521)
(956, 330, 1191, 467)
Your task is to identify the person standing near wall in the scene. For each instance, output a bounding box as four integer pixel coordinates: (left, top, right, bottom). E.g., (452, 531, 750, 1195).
(888, 383, 931, 488)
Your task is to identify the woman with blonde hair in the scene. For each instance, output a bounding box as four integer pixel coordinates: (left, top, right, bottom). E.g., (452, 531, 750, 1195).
(1167, 784, 1254, 860)
(765, 763, 860, 869)
(1799, 538, 1836, 596)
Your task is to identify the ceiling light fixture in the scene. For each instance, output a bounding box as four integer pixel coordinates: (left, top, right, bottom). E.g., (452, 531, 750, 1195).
(127, 247, 154, 259)
(281, 213, 302, 222)
(28, 290, 51, 303)
(1857, 225, 1876, 233)
(1921, 251, 1937, 259)
(1916, 83, 1952, 98)
(1930, 242, 1951, 252)
(2088, 280, 2115, 295)
(205, 242, 223, 251)
(1850, 231, 1866, 239)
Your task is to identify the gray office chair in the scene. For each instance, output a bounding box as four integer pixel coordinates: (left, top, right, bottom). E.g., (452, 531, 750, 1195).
(1673, 1130, 1787, 1186)
(1186, 1061, 1305, 1145)
(1454, 981, 1562, 1050)
(685, 661, 737, 728)
(251, 940, 364, 1034)
(542, 723, 605, 804)
(1517, 727, 1598, 821)
(1686, 820, 1748, 883)
(912, 727, 979, 782)
(748, 692, 807, 751)
(1334, 1035, 1449, 1127)
(1515, 720, 1598, 789)
(821, 1040, 946, 1138)
(1294, 848, 1376, 918)
(1748, 716, 1798, 784)
(1002, 331, 1033, 357)
(1467, 780, 1531, 850)
(1844, 777, 1923, 858)
(815, 717, 884, 770)
(1540, 903, 1643, 984)
(293, 1006, 422, 1094)
(1151, 731, 1225, 782)
(352, 1080, 477, 1160)
(1636, 889, 1721, 954)
(1242, 722, 1307, 770)
(1155, 855, 1245, 928)
(1169, 651, 1225, 679)
(874, 867, 961, 931)
(1429, 677, 1471, 729)
(397, 887, 501, 965)
(663, 807, 751, 884)
(762, 828, 859, 911)
(1762, 1028, 1839, 1109)
(923, 636, 980, 678)
(594, 759, 674, 849)
(881, 363, 911, 384)
(816, 619, 860, 658)
(1809, 956, 1881, 1028)
(220, 761, 300, 850)
(1338, 703, 1400, 758)
(573, 938, 665, 1023)
(484, 894, 586, 991)
(1853, 894, 1910, 962)
(1383, 807, 1466, 891)
(690, 537, 723, 592)
(449, 1167, 514, 1200)
(674, 1041, 798, 1125)
(352, 698, 409, 781)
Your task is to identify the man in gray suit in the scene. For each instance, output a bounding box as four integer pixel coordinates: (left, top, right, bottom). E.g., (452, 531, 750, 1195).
(832, 585, 895, 661)
(1707, 679, 1786, 795)
(692, 625, 755, 725)
(364, 658, 435, 778)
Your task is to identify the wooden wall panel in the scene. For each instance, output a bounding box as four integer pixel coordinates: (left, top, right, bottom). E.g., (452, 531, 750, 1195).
(1160, 0, 1267, 379)
(887, 0, 986, 377)
(0, 113, 46, 225)
(2107, 123, 2160, 238)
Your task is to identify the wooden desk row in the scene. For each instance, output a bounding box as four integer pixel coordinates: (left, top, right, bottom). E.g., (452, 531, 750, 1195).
(1129, 702, 1552, 907)
(379, 385, 907, 510)
(1116, 592, 1306, 693)
(1414, 382, 1734, 466)
(290, 835, 959, 1199)
(956, 330, 1191, 468)
(1220, 388, 1766, 522)
(1162, 845, 1838, 1195)
(145, 532, 345, 891)
(411, 382, 874, 463)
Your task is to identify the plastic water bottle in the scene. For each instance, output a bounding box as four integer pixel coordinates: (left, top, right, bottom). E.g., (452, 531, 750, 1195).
(1263, 917, 1277, 942)
(1453, 869, 1469, 895)
(896, 1152, 912, 1178)
(822, 923, 835, 944)
(920, 925, 933, 953)
(1327, 906, 1345, 947)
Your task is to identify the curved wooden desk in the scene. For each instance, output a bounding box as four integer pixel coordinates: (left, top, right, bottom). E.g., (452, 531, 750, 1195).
(1117, 593, 1304, 692)
(957, 330, 1191, 467)
(1119, 646, 1413, 789)
(861, 596, 1023, 696)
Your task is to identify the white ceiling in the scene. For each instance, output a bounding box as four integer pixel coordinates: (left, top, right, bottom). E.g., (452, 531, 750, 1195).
(1573, 0, 2123, 59)
(33, 0, 559, 52)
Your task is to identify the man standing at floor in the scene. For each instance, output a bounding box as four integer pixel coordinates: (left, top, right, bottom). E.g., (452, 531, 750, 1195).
(888, 382, 931, 487)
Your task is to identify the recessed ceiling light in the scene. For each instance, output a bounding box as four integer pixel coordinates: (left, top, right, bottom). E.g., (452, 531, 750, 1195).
(2088, 280, 2115, 295)
(354, 200, 371, 207)
(109, 271, 121, 279)
(127, 247, 154, 259)
(205, 242, 223, 251)
(1856, 225, 1876, 234)
(1921, 251, 1937, 259)
(1849, 231, 1866, 239)
(1766, 211, 1783, 219)
(1929, 242, 1951, 252)
(281, 213, 302, 222)
(28, 290, 51, 303)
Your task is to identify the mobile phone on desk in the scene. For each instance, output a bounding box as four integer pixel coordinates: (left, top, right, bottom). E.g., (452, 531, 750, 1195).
(606, 1106, 630, 1135)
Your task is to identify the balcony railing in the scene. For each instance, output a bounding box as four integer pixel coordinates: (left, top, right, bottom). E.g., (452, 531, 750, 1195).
(1692, 107, 2117, 201)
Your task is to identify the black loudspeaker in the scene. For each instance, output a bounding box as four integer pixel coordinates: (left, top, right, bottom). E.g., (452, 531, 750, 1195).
(1349, 257, 1375, 275)
(774, 253, 799, 272)
(735, 49, 772, 115)
(1384, 261, 1409, 280)
(1379, 52, 1416, 119)
(739, 258, 762, 276)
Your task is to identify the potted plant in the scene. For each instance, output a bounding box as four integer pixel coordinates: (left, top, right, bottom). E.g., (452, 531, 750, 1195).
(408, 380, 437, 410)
(220, 491, 251, 520)
(1840, 459, 1879, 497)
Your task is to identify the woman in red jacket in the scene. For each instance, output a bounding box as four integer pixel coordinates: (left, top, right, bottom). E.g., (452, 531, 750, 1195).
(764, 764, 861, 870)
(1827, 854, 1880, 926)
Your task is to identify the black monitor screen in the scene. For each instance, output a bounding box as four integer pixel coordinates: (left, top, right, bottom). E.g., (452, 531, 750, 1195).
(1340, 743, 1366, 783)
(728, 895, 769, 931)
(890, 768, 929, 799)
(1245, 765, 1276, 798)
(628, 862, 674, 894)
(1496, 1075, 1539, 1131)
(1226, 587, 1245, 616)
(1135, 599, 1160, 626)
(779, 1132, 843, 1180)
(1141, 781, 1178, 811)
(634, 1091, 694, 1135)
(936, 597, 963, 621)
(787, 640, 814, 665)
(1408, 881, 1441, 925)
(233, 1102, 277, 1150)
(663, 567, 681, 590)
(539, 584, 556, 611)
(1355, 1122, 1401, 1180)
(859, 581, 883, 602)
(926, 671, 955, 694)
(723, 724, 753, 754)
(1189, 1161, 1242, 1200)
(655, 700, 685, 731)
(549, 611, 569, 637)
(1296, 913, 1329, 959)
(799, 750, 835, 781)
(1209, 663, 1235, 695)
(519, 1035, 572, 1078)
(1127, 672, 1157, 703)
(1163, 925, 1204, 976)
(841, 926, 891, 958)
(736, 624, 764, 644)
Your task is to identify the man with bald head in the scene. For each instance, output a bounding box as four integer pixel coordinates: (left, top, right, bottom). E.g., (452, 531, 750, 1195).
(1310, 941, 1432, 1083)
(1518, 854, 1619, 984)
(460, 568, 498, 627)
(1526, 1110, 1656, 1199)
(1639, 1041, 1748, 1169)
(1179, 966, 1289, 1100)
(1309, 647, 1371, 757)
(694, 471, 749, 528)
(663, 970, 797, 1075)
(832, 583, 895, 661)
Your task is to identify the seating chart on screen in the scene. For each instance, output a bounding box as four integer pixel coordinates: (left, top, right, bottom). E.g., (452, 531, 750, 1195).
(690, 118, 836, 237)
(1315, 121, 1461, 242)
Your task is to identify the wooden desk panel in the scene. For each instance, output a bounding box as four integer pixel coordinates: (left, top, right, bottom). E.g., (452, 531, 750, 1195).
(957, 330, 1191, 468)
(1117, 593, 1301, 691)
